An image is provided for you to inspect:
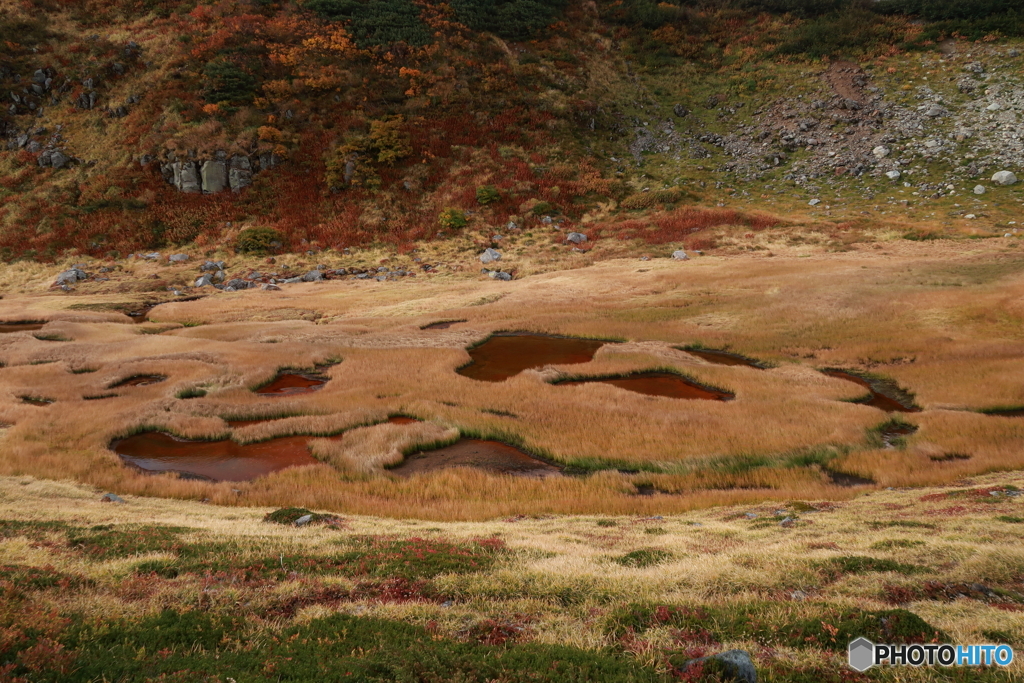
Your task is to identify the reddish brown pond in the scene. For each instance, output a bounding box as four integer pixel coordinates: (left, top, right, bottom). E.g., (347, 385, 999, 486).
(0, 322, 45, 333)
(458, 333, 607, 382)
(389, 439, 562, 478)
(388, 415, 422, 425)
(112, 432, 322, 481)
(21, 396, 54, 406)
(685, 348, 765, 369)
(255, 373, 328, 395)
(110, 375, 167, 388)
(422, 319, 466, 330)
(823, 369, 919, 413)
(556, 372, 733, 400)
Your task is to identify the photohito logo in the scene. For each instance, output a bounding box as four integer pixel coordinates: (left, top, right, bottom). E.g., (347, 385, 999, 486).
(848, 638, 1015, 671)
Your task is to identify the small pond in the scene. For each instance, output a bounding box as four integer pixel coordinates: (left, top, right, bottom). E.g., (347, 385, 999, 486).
(112, 431, 324, 481)
(255, 372, 329, 396)
(0, 322, 46, 334)
(555, 371, 733, 401)
(822, 369, 919, 413)
(458, 332, 607, 382)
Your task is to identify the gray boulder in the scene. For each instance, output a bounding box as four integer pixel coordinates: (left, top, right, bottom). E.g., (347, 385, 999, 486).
(201, 159, 227, 193)
(55, 268, 87, 285)
(974, 185, 986, 195)
(672, 250, 689, 260)
(168, 253, 189, 263)
(301, 270, 324, 282)
(200, 260, 225, 272)
(177, 161, 201, 193)
(872, 145, 890, 159)
(992, 171, 1018, 186)
(101, 493, 126, 504)
(681, 650, 756, 683)
(566, 232, 587, 244)
(228, 155, 252, 192)
(480, 248, 501, 264)
(487, 270, 512, 281)
(225, 278, 248, 289)
(885, 170, 901, 180)
(281, 276, 303, 284)
(212, 270, 226, 284)
(194, 274, 213, 288)
(294, 514, 313, 526)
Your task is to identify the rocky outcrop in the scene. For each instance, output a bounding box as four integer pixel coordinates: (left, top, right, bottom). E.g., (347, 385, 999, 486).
(159, 151, 271, 194)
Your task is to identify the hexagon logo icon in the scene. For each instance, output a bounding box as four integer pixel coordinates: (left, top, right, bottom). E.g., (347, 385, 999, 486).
(848, 637, 875, 672)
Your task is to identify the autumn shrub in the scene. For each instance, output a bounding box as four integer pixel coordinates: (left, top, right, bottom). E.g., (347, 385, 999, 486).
(438, 208, 468, 231)
(620, 188, 687, 210)
(476, 185, 501, 205)
(202, 60, 258, 107)
(305, 0, 431, 46)
(236, 226, 283, 254)
(450, 0, 569, 39)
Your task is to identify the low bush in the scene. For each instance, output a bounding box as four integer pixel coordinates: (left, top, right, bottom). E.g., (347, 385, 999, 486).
(236, 226, 283, 254)
(614, 548, 672, 568)
(476, 185, 501, 205)
(438, 208, 468, 231)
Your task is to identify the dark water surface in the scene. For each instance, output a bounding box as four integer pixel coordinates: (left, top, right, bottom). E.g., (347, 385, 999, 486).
(822, 369, 919, 413)
(458, 333, 606, 382)
(113, 432, 324, 481)
(255, 373, 328, 395)
(685, 348, 765, 369)
(557, 372, 733, 400)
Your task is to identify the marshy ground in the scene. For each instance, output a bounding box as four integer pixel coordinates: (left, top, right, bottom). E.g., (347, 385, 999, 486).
(2, 235, 1024, 679)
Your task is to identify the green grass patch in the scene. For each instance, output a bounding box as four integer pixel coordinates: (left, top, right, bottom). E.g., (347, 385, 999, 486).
(606, 602, 944, 650)
(32, 333, 70, 342)
(866, 520, 937, 530)
(597, 519, 618, 527)
(57, 610, 667, 683)
(871, 539, 926, 550)
(0, 564, 89, 589)
(65, 524, 191, 560)
(175, 387, 206, 399)
(815, 555, 926, 582)
(614, 548, 672, 568)
(996, 515, 1024, 523)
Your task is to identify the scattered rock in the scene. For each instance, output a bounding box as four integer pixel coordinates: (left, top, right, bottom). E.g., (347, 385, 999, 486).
(301, 270, 324, 282)
(261, 283, 282, 291)
(566, 232, 587, 244)
(672, 250, 689, 260)
(480, 248, 501, 264)
(486, 270, 512, 281)
(200, 260, 226, 272)
(872, 145, 890, 159)
(101, 493, 126, 504)
(168, 254, 189, 262)
(808, 198, 820, 206)
(681, 650, 757, 683)
(974, 185, 986, 195)
(991, 171, 1018, 186)
(885, 170, 901, 180)
(55, 268, 87, 285)
(194, 274, 214, 288)
(294, 514, 313, 526)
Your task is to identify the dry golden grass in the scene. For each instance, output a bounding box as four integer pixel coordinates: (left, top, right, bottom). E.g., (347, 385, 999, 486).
(3, 238, 1024, 518)
(0, 471, 1021, 678)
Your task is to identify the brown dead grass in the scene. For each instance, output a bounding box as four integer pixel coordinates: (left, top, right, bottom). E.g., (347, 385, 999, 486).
(3, 240, 1024, 518)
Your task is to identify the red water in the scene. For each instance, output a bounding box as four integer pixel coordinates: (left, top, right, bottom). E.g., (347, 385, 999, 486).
(387, 416, 421, 424)
(0, 323, 45, 333)
(422, 320, 466, 330)
(390, 438, 562, 478)
(457, 333, 606, 382)
(255, 373, 327, 395)
(558, 372, 733, 400)
(823, 370, 919, 413)
(686, 348, 764, 369)
(111, 375, 166, 388)
(21, 396, 54, 406)
(112, 431, 321, 481)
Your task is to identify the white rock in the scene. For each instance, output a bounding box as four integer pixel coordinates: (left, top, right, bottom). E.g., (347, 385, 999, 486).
(885, 170, 901, 180)
(872, 145, 890, 159)
(671, 250, 689, 260)
(480, 248, 501, 264)
(966, 214, 977, 219)
(986, 102, 1002, 111)
(808, 198, 821, 206)
(991, 171, 1018, 186)
(974, 185, 986, 195)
